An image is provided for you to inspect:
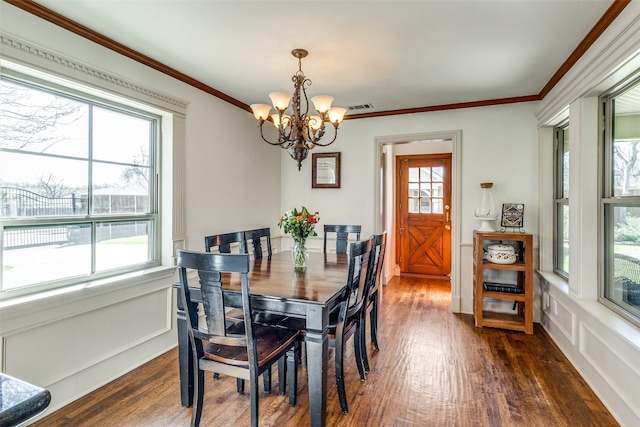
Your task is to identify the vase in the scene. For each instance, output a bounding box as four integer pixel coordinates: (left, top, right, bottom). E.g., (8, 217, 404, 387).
(292, 239, 309, 269)
(474, 182, 498, 232)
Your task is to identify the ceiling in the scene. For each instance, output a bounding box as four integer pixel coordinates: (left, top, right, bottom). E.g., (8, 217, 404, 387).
(10, 1, 627, 117)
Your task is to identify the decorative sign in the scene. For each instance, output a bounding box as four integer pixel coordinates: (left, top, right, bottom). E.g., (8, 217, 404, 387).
(501, 203, 524, 228)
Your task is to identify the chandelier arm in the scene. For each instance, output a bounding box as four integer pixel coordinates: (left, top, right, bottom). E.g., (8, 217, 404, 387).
(301, 78, 312, 117)
(312, 123, 339, 147)
(258, 121, 291, 147)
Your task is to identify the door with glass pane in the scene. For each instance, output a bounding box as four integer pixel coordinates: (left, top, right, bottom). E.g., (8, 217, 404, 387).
(396, 154, 452, 276)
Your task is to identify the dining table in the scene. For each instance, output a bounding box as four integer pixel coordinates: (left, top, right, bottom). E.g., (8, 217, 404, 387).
(175, 250, 349, 427)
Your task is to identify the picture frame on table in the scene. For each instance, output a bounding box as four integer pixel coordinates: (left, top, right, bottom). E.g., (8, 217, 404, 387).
(312, 152, 341, 188)
(501, 203, 524, 228)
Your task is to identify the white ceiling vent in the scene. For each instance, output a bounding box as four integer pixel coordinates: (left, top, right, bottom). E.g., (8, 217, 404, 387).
(346, 103, 374, 111)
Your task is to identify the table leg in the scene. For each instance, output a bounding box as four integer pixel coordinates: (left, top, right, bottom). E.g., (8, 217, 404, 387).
(305, 307, 329, 427)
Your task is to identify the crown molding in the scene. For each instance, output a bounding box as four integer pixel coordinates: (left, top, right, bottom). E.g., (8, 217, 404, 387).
(0, 32, 188, 113)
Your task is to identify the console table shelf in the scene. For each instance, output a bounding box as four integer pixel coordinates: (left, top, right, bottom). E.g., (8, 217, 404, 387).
(473, 231, 533, 334)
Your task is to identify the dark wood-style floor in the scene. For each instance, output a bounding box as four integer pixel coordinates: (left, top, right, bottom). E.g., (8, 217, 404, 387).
(32, 276, 619, 426)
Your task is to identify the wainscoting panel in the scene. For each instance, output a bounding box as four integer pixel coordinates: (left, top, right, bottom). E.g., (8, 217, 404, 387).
(580, 321, 640, 417)
(3, 288, 172, 386)
(539, 273, 640, 426)
(547, 293, 577, 345)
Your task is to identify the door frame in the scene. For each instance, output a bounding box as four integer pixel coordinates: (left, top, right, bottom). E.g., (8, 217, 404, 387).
(374, 130, 462, 313)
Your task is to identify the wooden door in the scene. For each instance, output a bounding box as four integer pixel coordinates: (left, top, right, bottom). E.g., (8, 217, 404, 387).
(396, 154, 452, 276)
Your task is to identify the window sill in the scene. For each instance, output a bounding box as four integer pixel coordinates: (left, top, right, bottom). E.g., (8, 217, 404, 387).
(537, 269, 640, 351)
(537, 270, 569, 294)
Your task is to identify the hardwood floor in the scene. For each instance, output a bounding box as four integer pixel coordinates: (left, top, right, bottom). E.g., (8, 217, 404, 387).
(31, 276, 619, 426)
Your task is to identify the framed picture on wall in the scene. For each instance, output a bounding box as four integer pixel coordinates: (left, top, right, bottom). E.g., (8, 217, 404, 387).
(312, 152, 341, 188)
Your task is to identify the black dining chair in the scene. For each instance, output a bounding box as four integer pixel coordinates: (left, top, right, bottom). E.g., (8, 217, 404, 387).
(244, 228, 272, 258)
(278, 237, 374, 414)
(323, 224, 362, 254)
(362, 232, 387, 373)
(204, 231, 247, 254)
(331, 238, 374, 413)
(176, 250, 300, 427)
(204, 231, 283, 393)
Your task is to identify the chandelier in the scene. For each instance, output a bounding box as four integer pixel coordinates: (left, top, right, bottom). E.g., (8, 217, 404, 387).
(250, 49, 346, 170)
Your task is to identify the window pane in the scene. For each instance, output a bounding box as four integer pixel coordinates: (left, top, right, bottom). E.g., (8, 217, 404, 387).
(419, 167, 431, 182)
(562, 130, 570, 198)
(420, 198, 430, 213)
(408, 182, 419, 197)
(432, 182, 443, 197)
(608, 206, 640, 318)
(558, 204, 570, 274)
(93, 107, 151, 165)
(0, 151, 89, 217)
(408, 198, 419, 213)
(92, 163, 150, 214)
(432, 167, 444, 182)
(432, 199, 443, 214)
(95, 221, 152, 272)
(419, 183, 430, 197)
(612, 140, 640, 197)
(408, 167, 419, 182)
(2, 224, 91, 290)
(0, 79, 89, 157)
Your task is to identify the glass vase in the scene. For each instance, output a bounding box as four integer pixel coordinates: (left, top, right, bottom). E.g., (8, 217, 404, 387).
(292, 239, 309, 269)
(475, 182, 498, 232)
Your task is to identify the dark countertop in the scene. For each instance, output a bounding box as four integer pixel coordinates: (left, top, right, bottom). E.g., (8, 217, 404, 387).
(0, 373, 51, 427)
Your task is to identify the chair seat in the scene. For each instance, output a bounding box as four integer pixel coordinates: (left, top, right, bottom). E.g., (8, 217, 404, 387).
(203, 322, 299, 368)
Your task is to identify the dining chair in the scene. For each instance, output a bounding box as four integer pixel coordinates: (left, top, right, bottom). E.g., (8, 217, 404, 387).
(204, 231, 247, 254)
(331, 238, 374, 413)
(176, 250, 300, 427)
(204, 232, 282, 393)
(362, 232, 387, 373)
(323, 224, 361, 254)
(278, 237, 374, 414)
(244, 228, 272, 258)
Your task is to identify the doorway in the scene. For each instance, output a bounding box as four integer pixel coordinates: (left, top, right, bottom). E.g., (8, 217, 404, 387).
(375, 130, 462, 312)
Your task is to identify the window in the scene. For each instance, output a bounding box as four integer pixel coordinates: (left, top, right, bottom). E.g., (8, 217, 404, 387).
(554, 123, 570, 278)
(601, 73, 640, 325)
(408, 166, 444, 214)
(0, 75, 160, 299)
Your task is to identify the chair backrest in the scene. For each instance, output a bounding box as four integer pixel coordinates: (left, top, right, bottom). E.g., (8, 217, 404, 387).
(338, 238, 374, 328)
(176, 250, 257, 365)
(244, 228, 272, 258)
(324, 224, 362, 254)
(204, 231, 247, 254)
(368, 232, 388, 296)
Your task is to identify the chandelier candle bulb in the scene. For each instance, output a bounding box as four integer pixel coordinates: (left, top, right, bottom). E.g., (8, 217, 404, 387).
(250, 103, 272, 120)
(269, 92, 292, 111)
(311, 95, 334, 113)
(328, 107, 347, 125)
(250, 48, 345, 170)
